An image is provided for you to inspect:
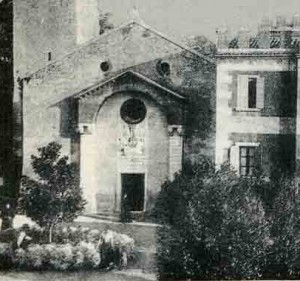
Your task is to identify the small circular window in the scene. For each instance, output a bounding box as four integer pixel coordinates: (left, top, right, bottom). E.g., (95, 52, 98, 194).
(100, 61, 111, 72)
(157, 60, 170, 77)
(120, 98, 147, 124)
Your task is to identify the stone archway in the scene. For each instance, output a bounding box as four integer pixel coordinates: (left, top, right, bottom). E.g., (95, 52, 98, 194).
(75, 72, 185, 217)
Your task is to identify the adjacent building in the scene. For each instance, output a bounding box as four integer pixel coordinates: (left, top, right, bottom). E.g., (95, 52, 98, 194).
(216, 17, 300, 179)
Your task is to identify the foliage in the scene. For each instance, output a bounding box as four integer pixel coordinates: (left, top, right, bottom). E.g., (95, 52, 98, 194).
(18, 142, 86, 242)
(0, 224, 134, 271)
(186, 35, 217, 59)
(0, 242, 13, 269)
(154, 157, 270, 280)
(99, 12, 114, 35)
(180, 36, 216, 141)
(0, 0, 15, 223)
(15, 242, 100, 270)
(263, 179, 300, 278)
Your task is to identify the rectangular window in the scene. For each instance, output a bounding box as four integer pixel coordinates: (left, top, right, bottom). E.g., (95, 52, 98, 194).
(239, 146, 255, 176)
(248, 77, 257, 108)
(237, 75, 264, 110)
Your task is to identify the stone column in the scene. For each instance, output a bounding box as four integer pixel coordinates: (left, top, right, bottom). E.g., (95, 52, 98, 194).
(168, 125, 183, 180)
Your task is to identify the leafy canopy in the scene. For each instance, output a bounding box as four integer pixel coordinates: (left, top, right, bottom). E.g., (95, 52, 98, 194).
(18, 142, 86, 230)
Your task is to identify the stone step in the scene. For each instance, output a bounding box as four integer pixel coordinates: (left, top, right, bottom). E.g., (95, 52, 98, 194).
(84, 213, 120, 222)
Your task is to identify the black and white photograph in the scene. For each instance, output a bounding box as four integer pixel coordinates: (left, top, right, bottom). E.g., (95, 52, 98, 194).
(1, 0, 300, 280)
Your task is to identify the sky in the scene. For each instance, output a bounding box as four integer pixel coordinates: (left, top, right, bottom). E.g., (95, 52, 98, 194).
(99, 0, 300, 43)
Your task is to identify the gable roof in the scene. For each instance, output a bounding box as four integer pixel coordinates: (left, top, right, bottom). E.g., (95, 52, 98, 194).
(73, 70, 186, 101)
(24, 19, 214, 79)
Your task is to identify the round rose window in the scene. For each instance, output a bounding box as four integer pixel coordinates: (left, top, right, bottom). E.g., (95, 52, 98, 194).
(120, 98, 147, 124)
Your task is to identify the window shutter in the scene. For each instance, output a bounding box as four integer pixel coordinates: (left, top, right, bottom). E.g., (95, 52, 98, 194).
(237, 75, 249, 108)
(256, 77, 265, 109)
(254, 144, 262, 171)
(230, 145, 240, 174)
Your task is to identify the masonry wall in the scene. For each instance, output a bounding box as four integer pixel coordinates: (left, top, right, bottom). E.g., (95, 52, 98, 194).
(80, 92, 169, 213)
(216, 53, 297, 176)
(22, 22, 214, 172)
(14, 0, 77, 76)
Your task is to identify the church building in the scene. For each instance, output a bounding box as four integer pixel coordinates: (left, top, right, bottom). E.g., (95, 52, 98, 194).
(13, 0, 214, 219)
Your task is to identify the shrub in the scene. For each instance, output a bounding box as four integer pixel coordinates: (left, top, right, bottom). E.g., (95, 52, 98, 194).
(18, 142, 86, 243)
(264, 179, 300, 278)
(16, 242, 100, 270)
(75, 241, 101, 269)
(8, 225, 134, 271)
(154, 158, 270, 280)
(0, 242, 13, 269)
(100, 230, 135, 269)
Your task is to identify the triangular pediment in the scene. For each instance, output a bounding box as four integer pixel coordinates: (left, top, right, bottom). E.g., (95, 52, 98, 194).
(74, 70, 186, 102)
(72, 70, 186, 126)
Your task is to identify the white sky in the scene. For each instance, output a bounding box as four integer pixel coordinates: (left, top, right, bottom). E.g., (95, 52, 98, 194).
(99, 0, 300, 43)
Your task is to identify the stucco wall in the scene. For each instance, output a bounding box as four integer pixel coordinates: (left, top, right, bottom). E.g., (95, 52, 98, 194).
(81, 92, 168, 213)
(14, 0, 77, 76)
(216, 54, 297, 176)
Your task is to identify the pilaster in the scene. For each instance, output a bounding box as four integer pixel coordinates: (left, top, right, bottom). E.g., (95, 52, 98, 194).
(168, 125, 183, 180)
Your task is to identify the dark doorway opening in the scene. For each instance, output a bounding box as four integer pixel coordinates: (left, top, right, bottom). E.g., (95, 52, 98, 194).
(121, 174, 145, 213)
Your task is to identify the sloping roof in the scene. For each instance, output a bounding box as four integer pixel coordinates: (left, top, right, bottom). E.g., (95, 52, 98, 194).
(24, 19, 214, 78)
(226, 28, 300, 49)
(74, 70, 186, 101)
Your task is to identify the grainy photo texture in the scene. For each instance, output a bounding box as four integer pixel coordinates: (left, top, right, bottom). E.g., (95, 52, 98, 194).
(1, 0, 300, 280)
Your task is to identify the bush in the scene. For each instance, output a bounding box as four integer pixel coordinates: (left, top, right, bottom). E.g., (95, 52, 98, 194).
(100, 230, 135, 269)
(15, 242, 99, 270)
(18, 142, 86, 243)
(154, 158, 270, 280)
(4, 225, 134, 271)
(263, 179, 300, 278)
(0, 242, 13, 269)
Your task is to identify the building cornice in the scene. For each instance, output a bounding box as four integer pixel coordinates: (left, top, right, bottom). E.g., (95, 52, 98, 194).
(216, 48, 297, 58)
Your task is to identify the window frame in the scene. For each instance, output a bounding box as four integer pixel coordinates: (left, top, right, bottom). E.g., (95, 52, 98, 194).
(235, 74, 264, 112)
(248, 76, 257, 109)
(239, 146, 256, 177)
(230, 142, 260, 177)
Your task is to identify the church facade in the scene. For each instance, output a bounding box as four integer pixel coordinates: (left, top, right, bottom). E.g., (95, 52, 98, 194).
(10, 2, 300, 221)
(13, 1, 214, 218)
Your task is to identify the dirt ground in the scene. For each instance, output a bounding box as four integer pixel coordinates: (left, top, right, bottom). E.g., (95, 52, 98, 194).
(0, 269, 157, 281)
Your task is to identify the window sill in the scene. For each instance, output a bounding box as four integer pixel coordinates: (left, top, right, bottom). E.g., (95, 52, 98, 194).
(233, 108, 261, 112)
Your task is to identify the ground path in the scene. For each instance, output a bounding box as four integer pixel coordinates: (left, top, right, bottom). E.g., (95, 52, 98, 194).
(0, 269, 157, 281)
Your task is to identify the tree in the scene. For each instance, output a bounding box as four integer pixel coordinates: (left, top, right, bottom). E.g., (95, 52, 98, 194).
(263, 178, 300, 278)
(154, 158, 270, 280)
(99, 12, 114, 35)
(0, 0, 14, 230)
(18, 142, 86, 242)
